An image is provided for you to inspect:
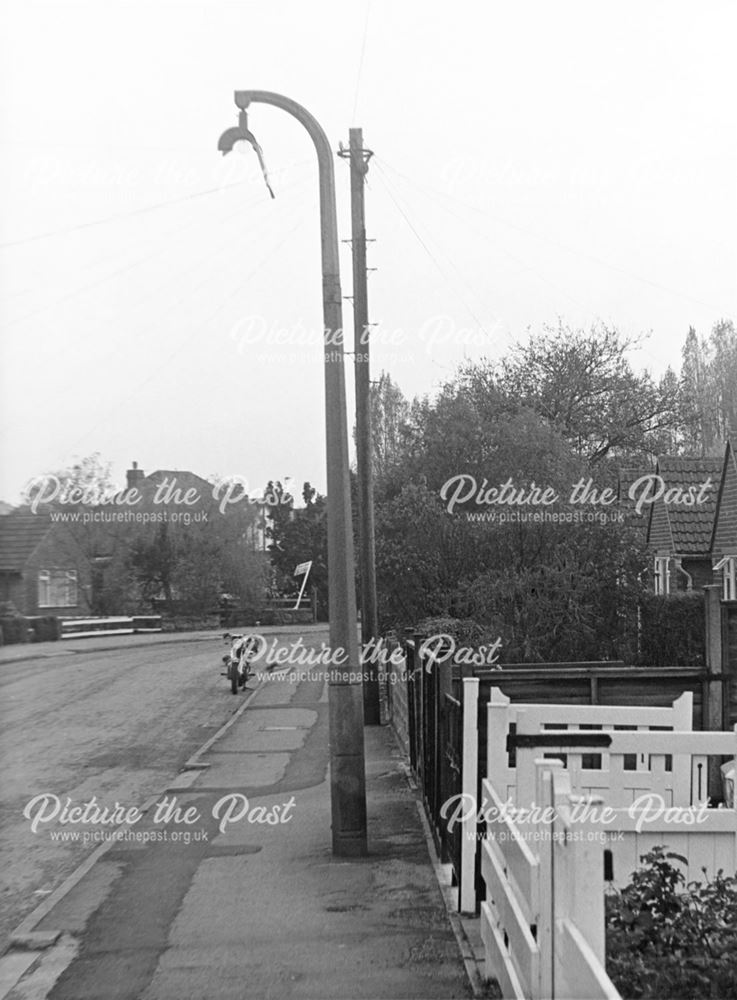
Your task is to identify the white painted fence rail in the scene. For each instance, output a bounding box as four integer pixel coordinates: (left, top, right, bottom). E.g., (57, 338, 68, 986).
(479, 729, 737, 998)
(513, 727, 737, 884)
(481, 759, 621, 999)
(455, 683, 699, 911)
(60, 616, 162, 638)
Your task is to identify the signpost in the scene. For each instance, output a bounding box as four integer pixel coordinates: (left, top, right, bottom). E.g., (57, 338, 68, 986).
(293, 560, 312, 610)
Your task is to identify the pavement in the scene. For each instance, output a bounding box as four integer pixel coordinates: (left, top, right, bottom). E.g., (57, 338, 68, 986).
(0, 632, 489, 1000)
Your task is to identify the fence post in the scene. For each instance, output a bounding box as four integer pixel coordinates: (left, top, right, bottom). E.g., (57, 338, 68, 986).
(536, 759, 564, 1000)
(487, 687, 514, 799)
(460, 676, 479, 913)
(405, 639, 417, 773)
(704, 585, 726, 800)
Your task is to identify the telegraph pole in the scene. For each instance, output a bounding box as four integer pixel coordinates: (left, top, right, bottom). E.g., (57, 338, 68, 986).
(218, 92, 367, 856)
(342, 128, 380, 725)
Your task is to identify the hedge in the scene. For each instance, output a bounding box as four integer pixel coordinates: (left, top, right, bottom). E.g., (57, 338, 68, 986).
(638, 592, 705, 666)
(28, 616, 62, 642)
(0, 615, 31, 645)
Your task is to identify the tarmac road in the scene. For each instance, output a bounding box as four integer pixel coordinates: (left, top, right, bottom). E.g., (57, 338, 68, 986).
(0, 628, 477, 1000)
(0, 635, 261, 955)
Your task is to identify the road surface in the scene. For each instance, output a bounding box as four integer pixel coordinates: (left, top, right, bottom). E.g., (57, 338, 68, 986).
(0, 635, 277, 954)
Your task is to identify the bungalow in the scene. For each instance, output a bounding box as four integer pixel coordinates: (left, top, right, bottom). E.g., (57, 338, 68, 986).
(711, 440, 737, 601)
(0, 508, 92, 616)
(646, 455, 722, 594)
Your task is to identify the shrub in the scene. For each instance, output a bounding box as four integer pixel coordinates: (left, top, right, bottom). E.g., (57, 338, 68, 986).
(606, 846, 737, 999)
(413, 616, 487, 647)
(638, 592, 705, 666)
(0, 615, 30, 645)
(28, 616, 62, 642)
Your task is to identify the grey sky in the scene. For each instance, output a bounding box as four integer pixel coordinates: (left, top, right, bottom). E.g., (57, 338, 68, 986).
(1, 0, 735, 502)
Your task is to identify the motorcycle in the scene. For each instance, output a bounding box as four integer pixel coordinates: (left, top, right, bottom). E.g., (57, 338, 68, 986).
(221, 632, 260, 695)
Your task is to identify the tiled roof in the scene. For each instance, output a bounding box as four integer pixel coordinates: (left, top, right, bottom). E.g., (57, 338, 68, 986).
(138, 470, 215, 504)
(143, 470, 214, 489)
(656, 456, 722, 554)
(0, 509, 51, 571)
(618, 466, 655, 510)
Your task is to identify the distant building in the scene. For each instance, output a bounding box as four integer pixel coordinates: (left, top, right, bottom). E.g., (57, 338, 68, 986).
(0, 509, 91, 616)
(711, 440, 737, 601)
(646, 454, 725, 594)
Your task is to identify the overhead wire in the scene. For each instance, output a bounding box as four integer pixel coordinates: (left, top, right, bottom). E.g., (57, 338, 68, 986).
(376, 156, 722, 313)
(0, 161, 311, 250)
(375, 157, 594, 321)
(372, 161, 504, 353)
(2, 173, 316, 414)
(373, 157, 679, 372)
(61, 209, 313, 452)
(3, 167, 313, 329)
(351, 1, 372, 124)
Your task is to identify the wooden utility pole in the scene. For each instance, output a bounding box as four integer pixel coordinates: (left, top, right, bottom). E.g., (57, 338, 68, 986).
(344, 127, 380, 725)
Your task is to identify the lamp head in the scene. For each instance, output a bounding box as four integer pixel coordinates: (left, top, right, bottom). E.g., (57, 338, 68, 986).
(217, 111, 254, 156)
(217, 126, 246, 156)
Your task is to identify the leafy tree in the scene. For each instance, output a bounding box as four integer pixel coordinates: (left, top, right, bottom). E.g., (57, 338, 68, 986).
(494, 322, 684, 463)
(128, 487, 264, 615)
(370, 368, 647, 656)
(369, 372, 416, 490)
(680, 320, 737, 454)
(265, 481, 328, 618)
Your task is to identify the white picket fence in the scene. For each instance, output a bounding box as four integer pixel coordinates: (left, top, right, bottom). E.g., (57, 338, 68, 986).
(455, 683, 725, 910)
(481, 759, 621, 999)
(476, 715, 737, 999)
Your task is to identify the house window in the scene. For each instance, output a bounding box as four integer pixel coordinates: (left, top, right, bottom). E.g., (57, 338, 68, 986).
(38, 569, 78, 608)
(720, 557, 737, 601)
(653, 557, 670, 595)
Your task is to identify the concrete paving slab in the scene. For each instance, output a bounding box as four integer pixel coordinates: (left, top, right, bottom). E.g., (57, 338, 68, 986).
(188, 752, 292, 789)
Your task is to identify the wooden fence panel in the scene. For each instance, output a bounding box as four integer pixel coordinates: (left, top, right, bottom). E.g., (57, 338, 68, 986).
(495, 693, 693, 810)
(481, 839, 540, 996)
(480, 760, 621, 999)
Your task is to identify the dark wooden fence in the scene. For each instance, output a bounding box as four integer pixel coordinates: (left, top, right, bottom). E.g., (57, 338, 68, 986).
(405, 638, 463, 881)
(400, 634, 733, 909)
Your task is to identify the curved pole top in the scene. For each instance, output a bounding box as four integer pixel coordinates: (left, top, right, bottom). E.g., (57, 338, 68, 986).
(234, 90, 332, 159)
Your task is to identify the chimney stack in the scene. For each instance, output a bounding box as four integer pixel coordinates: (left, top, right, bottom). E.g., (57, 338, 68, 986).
(126, 461, 144, 489)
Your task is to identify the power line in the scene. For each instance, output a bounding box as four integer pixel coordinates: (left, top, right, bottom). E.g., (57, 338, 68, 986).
(3, 172, 312, 328)
(378, 159, 593, 319)
(373, 162, 501, 348)
(351, 1, 372, 124)
(375, 158, 681, 370)
(62, 211, 311, 450)
(0, 160, 312, 250)
(376, 156, 722, 312)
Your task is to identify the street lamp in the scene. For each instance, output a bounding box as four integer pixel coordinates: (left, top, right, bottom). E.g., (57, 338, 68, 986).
(218, 91, 367, 857)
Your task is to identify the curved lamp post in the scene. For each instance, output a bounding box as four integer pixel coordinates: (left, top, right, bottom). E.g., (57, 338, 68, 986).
(218, 91, 367, 857)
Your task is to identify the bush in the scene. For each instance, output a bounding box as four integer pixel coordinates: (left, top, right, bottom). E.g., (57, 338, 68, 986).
(28, 616, 61, 642)
(413, 616, 487, 647)
(0, 615, 30, 645)
(638, 592, 705, 666)
(606, 846, 737, 999)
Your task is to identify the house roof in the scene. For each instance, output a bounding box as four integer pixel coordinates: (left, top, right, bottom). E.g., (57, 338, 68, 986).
(649, 456, 722, 555)
(0, 509, 51, 571)
(710, 440, 737, 554)
(618, 465, 654, 509)
(138, 470, 215, 502)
